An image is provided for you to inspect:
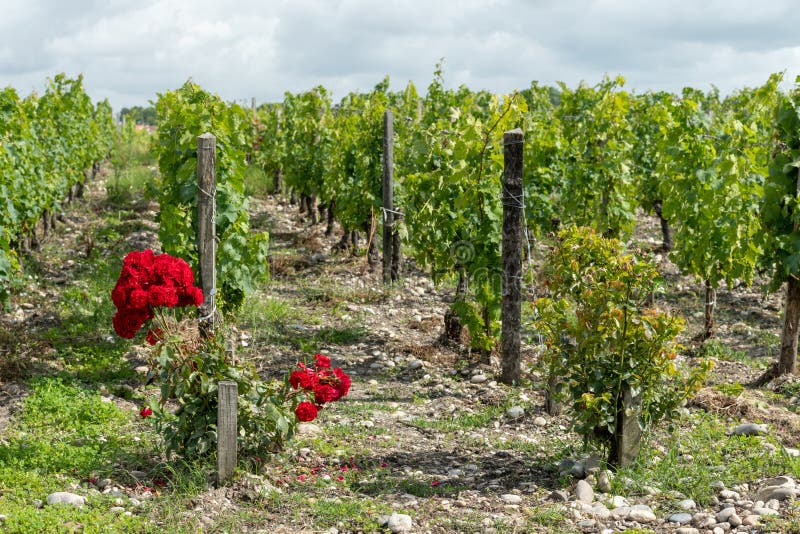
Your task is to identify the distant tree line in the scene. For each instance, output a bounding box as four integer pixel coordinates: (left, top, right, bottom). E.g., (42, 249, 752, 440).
(119, 105, 156, 125)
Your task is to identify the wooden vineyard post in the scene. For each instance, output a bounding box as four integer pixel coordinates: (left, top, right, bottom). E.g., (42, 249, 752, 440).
(610, 386, 642, 467)
(500, 128, 524, 386)
(197, 133, 217, 338)
(382, 109, 394, 285)
(778, 170, 800, 375)
(217, 381, 238, 483)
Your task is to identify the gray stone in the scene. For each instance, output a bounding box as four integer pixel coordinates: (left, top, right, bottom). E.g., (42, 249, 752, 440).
(406, 359, 423, 370)
(470, 374, 488, 384)
(668, 512, 693, 524)
(569, 462, 586, 479)
(753, 506, 779, 516)
(589, 503, 610, 519)
(742, 514, 760, 527)
(628, 504, 656, 523)
(575, 479, 594, 504)
(762, 475, 794, 488)
(131, 470, 147, 480)
(675, 528, 700, 534)
(729, 423, 768, 436)
(727, 513, 742, 527)
(610, 505, 631, 519)
(677, 498, 696, 510)
(386, 513, 413, 533)
(597, 470, 612, 493)
(32, 499, 43, 509)
(693, 512, 716, 528)
(583, 455, 602, 475)
(719, 489, 739, 500)
(46, 492, 85, 507)
(549, 490, 569, 502)
(758, 486, 797, 501)
(608, 495, 629, 509)
(109, 507, 126, 513)
(0, 515, 5, 523)
(533, 416, 547, 427)
(557, 459, 575, 476)
(96, 478, 112, 490)
(577, 519, 595, 529)
(716, 507, 738, 523)
(505, 406, 524, 419)
(500, 494, 522, 504)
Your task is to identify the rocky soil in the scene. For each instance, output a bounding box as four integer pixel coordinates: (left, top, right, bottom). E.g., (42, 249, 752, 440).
(2, 176, 800, 533)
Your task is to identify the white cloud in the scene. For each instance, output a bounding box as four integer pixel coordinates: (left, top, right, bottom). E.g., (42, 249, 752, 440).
(0, 0, 798, 111)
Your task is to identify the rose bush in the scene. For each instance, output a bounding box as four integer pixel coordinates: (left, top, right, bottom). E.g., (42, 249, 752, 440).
(112, 250, 351, 458)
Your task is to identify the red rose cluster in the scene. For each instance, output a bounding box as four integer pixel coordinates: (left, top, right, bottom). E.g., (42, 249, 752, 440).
(111, 250, 204, 340)
(291, 354, 351, 422)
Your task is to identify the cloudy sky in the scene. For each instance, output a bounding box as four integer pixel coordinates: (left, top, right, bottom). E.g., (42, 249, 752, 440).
(2, 0, 799, 112)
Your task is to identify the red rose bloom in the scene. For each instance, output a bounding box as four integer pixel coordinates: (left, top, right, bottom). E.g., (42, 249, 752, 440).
(289, 369, 317, 390)
(146, 329, 163, 346)
(129, 288, 149, 309)
(295, 401, 318, 422)
(125, 249, 155, 271)
(148, 285, 179, 307)
(334, 368, 351, 398)
(189, 286, 204, 307)
(315, 354, 331, 369)
(139, 406, 153, 418)
(314, 383, 339, 404)
(111, 285, 128, 308)
(113, 308, 153, 339)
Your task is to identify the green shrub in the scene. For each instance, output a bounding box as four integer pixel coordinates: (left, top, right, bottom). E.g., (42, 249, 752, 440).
(535, 227, 710, 465)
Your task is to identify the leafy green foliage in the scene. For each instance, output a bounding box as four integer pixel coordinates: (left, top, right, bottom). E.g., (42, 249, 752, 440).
(404, 83, 527, 352)
(520, 82, 563, 236)
(153, 81, 269, 310)
(252, 103, 286, 192)
(281, 87, 331, 200)
(762, 75, 800, 289)
(0, 74, 114, 307)
(555, 77, 636, 238)
(536, 227, 709, 461)
(147, 316, 299, 458)
(660, 77, 779, 291)
(322, 80, 389, 233)
(629, 91, 672, 213)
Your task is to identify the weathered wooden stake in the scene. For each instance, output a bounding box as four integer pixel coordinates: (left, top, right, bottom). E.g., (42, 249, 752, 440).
(197, 133, 217, 338)
(778, 170, 800, 375)
(382, 110, 394, 285)
(273, 168, 282, 195)
(702, 279, 716, 340)
(391, 220, 402, 282)
(217, 380, 238, 483)
(500, 128, 524, 385)
(610, 386, 642, 467)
